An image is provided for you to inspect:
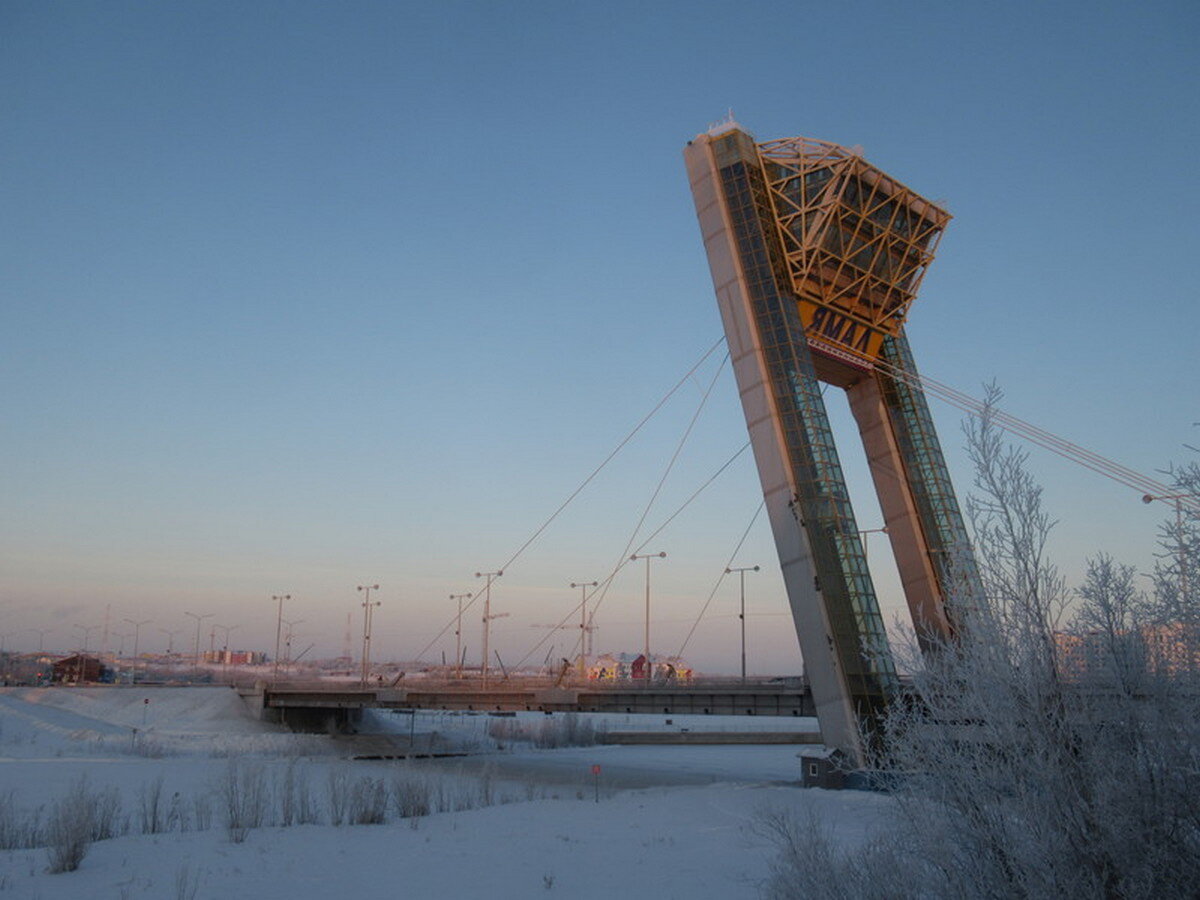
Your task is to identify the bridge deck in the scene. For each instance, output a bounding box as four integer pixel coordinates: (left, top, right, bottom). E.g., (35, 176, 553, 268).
(243, 681, 815, 718)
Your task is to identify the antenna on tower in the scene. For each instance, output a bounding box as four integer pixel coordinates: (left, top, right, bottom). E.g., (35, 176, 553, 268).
(706, 108, 742, 136)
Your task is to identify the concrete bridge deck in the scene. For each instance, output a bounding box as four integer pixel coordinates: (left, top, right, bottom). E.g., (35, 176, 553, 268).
(238, 679, 816, 732)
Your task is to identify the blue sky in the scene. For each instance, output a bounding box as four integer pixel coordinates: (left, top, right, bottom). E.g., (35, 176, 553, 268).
(3, 1, 1196, 672)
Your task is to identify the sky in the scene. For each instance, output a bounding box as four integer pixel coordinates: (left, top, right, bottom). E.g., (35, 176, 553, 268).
(2, 0, 1197, 673)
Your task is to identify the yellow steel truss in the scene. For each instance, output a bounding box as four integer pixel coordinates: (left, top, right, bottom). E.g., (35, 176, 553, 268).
(756, 136, 951, 364)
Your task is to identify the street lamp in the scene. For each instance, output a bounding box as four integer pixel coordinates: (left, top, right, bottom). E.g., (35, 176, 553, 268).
(123, 618, 151, 660)
(123, 618, 151, 683)
(282, 619, 303, 670)
(271, 594, 291, 681)
(184, 611, 213, 677)
(1143, 493, 1193, 605)
(357, 585, 380, 688)
(475, 570, 503, 687)
(28, 628, 52, 653)
(214, 624, 239, 681)
(73, 623, 98, 653)
(450, 593, 472, 679)
(570, 581, 599, 678)
(630, 552, 667, 679)
(725, 565, 760, 682)
(72, 624, 99, 683)
(158, 627, 183, 655)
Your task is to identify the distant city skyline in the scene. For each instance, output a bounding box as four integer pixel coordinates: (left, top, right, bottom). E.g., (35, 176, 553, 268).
(3, 1, 1196, 673)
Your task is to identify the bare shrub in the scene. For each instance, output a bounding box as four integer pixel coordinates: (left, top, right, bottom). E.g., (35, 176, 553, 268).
(327, 769, 349, 826)
(191, 793, 212, 832)
(139, 775, 164, 834)
(477, 764, 495, 807)
(755, 807, 929, 900)
(88, 785, 122, 841)
(131, 732, 167, 758)
(488, 713, 601, 748)
(391, 773, 431, 819)
(536, 713, 596, 748)
(347, 777, 388, 825)
(165, 790, 187, 832)
(45, 779, 97, 873)
(432, 779, 452, 813)
(272, 760, 318, 827)
(279, 760, 296, 827)
(219, 761, 268, 843)
(0, 790, 43, 851)
(295, 770, 317, 825)
(174, 862, 201, 900)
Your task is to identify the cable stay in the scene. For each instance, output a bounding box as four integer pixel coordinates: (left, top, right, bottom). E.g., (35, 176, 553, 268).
(872, 355, 1200, 515)
(504, 354, 732, 674)
(508, 439, 752, 673)
(410, 337, 727, 664)
(495, 336, 729, 576)
(674, 500, 765, 661)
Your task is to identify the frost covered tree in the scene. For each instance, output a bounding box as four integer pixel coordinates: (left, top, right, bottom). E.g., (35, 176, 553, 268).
(1146, 458, 1200, 629)
(763, 388, 1200, 900)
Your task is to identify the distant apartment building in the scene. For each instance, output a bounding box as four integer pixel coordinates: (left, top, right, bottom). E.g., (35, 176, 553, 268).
(1055, 623, 1198, 680)
(1142, 623, 1200, 675)
(202, 649, 266, 665)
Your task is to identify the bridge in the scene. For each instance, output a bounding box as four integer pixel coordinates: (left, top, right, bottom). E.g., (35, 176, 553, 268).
(239, 679, 816, 733)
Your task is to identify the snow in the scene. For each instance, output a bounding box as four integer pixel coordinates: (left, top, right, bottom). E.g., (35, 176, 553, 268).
(0, 686, 890, 898)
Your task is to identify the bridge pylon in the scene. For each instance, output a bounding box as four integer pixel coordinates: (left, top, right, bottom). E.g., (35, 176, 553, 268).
(684, 123, 982, 763)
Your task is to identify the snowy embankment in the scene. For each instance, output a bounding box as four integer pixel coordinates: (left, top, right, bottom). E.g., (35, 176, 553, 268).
(0, 686, 890, 899)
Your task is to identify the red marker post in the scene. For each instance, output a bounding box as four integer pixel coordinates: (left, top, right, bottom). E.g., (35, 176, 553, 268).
(591, 764, 601, 803)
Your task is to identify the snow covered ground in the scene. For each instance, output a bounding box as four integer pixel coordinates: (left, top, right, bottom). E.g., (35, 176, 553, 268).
(0, 686, 890, 898)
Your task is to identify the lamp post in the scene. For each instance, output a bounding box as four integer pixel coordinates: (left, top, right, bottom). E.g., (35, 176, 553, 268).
(475, 570, 503, 687)
(725, 565, 760, 682)
(214, 624, 239, 681)
(450, 593, 472, 679)
(158, 627, 183, 655)
(73, 623, 98, 654)
(357, 585, 380, 688)
(630, 552, 667, 679)
(72, 624, 98, 683)
(282, 619, 303, 670)
(271, 594, 291, 681)
(570, 580, 599, 678)
(1143, 493, 1193, 605)
(123, 617, 151, 683)
(184, 611, 213, 677)
(123, 618, 151, 660)
(29, 628, 52, 653)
